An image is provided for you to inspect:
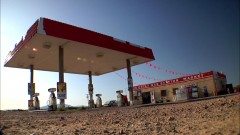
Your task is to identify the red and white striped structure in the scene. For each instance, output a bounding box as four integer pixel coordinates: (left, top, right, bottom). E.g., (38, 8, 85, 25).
(4, 17, 155, 75)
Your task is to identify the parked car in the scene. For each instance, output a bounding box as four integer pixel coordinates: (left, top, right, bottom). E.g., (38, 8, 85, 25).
(103, 100, 117, 107)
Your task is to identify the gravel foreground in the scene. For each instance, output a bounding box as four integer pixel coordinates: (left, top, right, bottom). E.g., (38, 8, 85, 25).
(0, 94, 239, 135)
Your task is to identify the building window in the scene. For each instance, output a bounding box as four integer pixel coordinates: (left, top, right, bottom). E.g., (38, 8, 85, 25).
(161, 90, 167, 97)
(173, 88, 178, 95)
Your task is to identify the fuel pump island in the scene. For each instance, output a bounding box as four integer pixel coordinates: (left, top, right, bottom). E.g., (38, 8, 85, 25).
(4, 17, 155, 110)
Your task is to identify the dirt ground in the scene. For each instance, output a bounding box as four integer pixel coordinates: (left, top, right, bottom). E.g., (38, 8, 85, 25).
(0, 94, 239, 135)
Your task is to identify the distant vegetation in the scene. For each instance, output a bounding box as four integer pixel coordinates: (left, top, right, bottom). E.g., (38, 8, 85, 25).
(0, 109, 27, 112)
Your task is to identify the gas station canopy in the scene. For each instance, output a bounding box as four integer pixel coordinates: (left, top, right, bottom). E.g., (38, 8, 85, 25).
(4, 17, 155, 75)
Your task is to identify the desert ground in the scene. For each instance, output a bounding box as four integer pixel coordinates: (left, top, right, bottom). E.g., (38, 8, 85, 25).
(0, 94, 239, 135)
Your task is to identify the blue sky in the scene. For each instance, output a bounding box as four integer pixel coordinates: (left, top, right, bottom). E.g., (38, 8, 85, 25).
(1, 0, 239, 110)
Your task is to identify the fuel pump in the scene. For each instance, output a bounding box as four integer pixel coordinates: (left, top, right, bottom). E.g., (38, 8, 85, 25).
(33, 93, 40, 110)
(116, 90, 124, 107)
(96, 94, 102, 108)
(47, 88, 57, 111)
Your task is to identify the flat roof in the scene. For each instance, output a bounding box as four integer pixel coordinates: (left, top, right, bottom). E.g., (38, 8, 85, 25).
(4, 17, 155, 75)
(133, 71, 226, 90)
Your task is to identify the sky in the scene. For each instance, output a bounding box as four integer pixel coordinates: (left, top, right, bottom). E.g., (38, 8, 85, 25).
(1, 0, 239, 110)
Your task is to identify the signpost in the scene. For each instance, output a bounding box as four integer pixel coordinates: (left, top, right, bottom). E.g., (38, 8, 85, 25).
(28, 83, 35, 95)
(57, 82, 67, 99)
(28, 100, 34, 110)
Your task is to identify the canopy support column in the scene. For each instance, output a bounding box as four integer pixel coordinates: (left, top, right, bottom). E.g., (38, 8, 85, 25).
(28, 65, 35, 110)
(88, 71, 94, 108)
(30, 65, 34, 100)
(59, 46, 65, 109)
(127, 59, 134, 106)
(30, 65, 34, 84)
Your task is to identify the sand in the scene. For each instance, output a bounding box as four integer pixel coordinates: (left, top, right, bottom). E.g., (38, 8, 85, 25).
(0, 94, 239, 135)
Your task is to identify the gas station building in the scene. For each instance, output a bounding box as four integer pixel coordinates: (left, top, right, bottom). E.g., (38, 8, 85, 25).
(133, 71, 227, 104)
(4, 17, 228, 109)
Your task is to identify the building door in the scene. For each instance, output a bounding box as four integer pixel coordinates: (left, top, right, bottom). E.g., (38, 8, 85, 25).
(172, 88, 178, 101)
(142, 92, 151, 104)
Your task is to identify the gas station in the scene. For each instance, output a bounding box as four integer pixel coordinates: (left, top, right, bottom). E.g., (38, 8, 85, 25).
(4, 17, 155, 110)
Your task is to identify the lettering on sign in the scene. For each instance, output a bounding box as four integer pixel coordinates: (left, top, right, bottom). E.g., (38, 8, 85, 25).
(133, 71, 214, 90)
(57, 94, 66, 97)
